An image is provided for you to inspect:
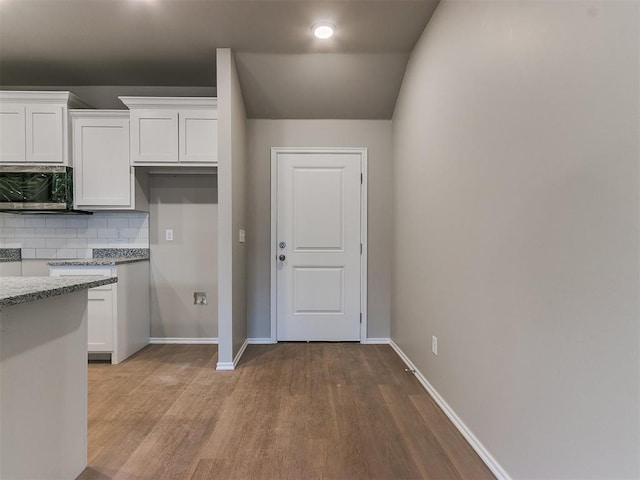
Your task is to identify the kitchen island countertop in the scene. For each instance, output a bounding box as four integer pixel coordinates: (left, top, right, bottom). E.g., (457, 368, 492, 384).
(0, 276, 118, 308)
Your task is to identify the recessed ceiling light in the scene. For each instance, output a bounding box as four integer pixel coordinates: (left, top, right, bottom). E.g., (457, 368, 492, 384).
(312, 22, 336, 40)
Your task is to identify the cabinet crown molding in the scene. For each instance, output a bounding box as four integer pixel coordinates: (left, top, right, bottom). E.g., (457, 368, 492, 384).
(119, 96, 217, 109)
(0, 91, 91, 108)
(70, 109, 129, 119)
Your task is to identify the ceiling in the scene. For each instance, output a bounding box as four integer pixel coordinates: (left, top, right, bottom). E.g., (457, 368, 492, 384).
(0, 0, 440, 119)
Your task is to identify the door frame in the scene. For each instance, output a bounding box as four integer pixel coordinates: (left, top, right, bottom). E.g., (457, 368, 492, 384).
(270, 147, 368, 343)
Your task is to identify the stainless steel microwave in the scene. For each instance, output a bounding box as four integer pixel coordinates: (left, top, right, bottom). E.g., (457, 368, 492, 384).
(0, 165, 90, 214)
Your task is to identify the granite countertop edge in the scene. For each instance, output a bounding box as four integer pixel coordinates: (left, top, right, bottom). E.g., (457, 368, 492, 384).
(48, 256, 149, 266)
(0, 276, 118, 308)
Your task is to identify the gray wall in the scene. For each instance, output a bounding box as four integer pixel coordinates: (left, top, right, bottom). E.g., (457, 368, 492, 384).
(148, 174, 218, 339)
(217, 48, 248, 365)
(247, 119, 393, 340)
(391, 1, 639, 478)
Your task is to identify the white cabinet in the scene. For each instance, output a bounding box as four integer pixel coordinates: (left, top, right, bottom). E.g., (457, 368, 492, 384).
(0, 104, 26, 162)
(87, 284, 115, 352)
(129, 108, 178, 163)
(179, 109, 218, 163)
(49, 262, 150, 364)
(0, 91, 90, 165)
(119, 97, 217, 166)
(71, 110, 148, 211)
(0, 261, 21, 276)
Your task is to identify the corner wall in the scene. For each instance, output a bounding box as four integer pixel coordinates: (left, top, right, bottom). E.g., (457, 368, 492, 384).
(217, 48, 248, 368)
(392, 1, 639, 477)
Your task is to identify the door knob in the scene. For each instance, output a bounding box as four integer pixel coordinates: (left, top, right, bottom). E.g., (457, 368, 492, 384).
(279, 254, 286, 261)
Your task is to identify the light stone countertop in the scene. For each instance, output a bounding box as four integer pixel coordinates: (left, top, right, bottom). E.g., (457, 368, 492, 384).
(48, 248, 150, 267)
(0, 276, 118, 308)
(48, 256, 149, 266)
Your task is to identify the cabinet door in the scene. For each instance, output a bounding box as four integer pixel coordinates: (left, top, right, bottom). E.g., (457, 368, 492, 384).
(26, 104, 65, 163)
(87, 289, 114, 352)
(178, 109, 217, 163)
(74, 116, 132, 207)
(0, 104, 26, 162)
(130, 109, 178, 163)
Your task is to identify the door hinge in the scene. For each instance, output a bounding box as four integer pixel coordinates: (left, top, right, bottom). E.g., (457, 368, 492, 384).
(360, 313, 362, 323)
(360, 243, 363, 254)
(360, 173, 363, 184)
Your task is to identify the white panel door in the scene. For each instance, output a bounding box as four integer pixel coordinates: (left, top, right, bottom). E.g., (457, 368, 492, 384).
(276, 151, 362, 341)
(26, 104, 64, 163)
(0, 104, 26, 162)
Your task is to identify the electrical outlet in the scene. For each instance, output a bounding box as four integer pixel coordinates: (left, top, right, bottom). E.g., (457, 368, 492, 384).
(165, 229, 174, 241)
(431, 336, 438, 356)
(116, 228, 124, 241)
(193, 292, 207, 305)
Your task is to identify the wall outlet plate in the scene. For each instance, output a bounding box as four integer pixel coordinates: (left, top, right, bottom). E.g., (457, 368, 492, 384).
(431, 336, 438, 356)
(194, 292, 207, 305)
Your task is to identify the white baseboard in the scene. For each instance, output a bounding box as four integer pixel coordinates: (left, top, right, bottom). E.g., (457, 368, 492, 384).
(215, 362, 234, 370)
(247, 338, 276, 344)
(149, 337, 218, 344)
(216, 338, 249, 371)
(233, 338, 249, 367)
(389, 339, 510, 480)
(362, 338, 390, 344)
(247, 338, 388, 345)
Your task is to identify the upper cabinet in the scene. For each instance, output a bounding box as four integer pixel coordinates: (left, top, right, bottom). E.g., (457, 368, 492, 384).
(119, 97, 218, 167)
(71, 110, 148, 211)
(0, 91, 90, 165)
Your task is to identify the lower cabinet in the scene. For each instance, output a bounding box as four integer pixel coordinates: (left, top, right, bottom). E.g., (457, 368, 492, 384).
(0, 261, 21, 276)
(49, 262, 150, 364)
(87, 284, 115, 353)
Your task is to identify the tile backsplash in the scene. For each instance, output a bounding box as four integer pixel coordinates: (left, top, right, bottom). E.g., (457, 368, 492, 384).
(0, 212, 149, 259)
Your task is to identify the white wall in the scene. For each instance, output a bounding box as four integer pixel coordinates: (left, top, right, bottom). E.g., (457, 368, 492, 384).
(148, 174, 218, 340)
(392, 1, 639, 478)
(217, 48, 248, 367)
(247, 120, 393, 340)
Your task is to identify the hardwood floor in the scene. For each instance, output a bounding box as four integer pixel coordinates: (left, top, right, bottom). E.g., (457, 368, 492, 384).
(77, 344, 494, 480)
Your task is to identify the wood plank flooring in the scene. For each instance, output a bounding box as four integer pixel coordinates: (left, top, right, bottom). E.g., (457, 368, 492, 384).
(77, 343, 494, 480)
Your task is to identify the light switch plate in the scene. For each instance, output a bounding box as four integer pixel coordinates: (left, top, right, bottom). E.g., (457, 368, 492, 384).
(165, 229, 174, 241)
(239, 229, 246, 243)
